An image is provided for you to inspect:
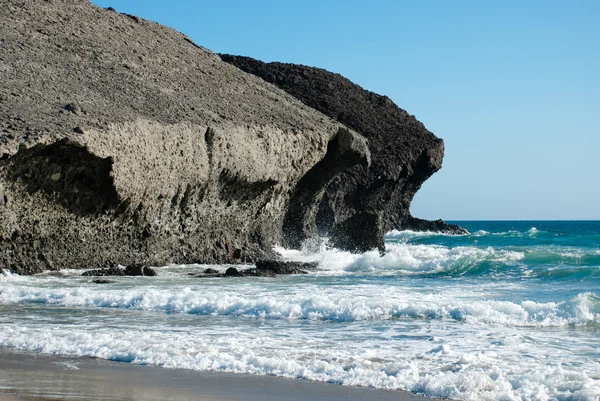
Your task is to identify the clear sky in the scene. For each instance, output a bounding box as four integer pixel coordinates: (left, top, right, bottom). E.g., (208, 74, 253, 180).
(92, 0, 599, 220)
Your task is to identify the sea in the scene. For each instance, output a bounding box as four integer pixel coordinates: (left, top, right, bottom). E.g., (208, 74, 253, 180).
(1, 221, 599, 400)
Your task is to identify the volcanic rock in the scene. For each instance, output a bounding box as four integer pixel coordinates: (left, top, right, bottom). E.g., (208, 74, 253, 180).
(0, 0, 368, 274)
(224, 267, 243, 277)
(1, 0, 463, 274)
(91, 279, 114, 284)
(81, 264, 156, 277)
(400, 216, 467, 235)
(220, 55, 468, 241)
(124, 264, 156, 276)
(329, 211, 385, 254)
(81, 266, 126, 277)
(195, 260, 317, 278)
(254, 260, 317, 274)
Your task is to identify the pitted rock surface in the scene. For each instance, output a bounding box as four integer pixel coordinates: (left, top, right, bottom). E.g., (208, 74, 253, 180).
(220, 55, 467, 236)
(0, 0, 369, 273)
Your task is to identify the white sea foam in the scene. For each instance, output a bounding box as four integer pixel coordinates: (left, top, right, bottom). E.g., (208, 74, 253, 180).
(384, 229, 461, 239)
(1, 277, 598, 327)
(0, 269, 28, 282)
(1, 227, 599, 400)
(276, 242, 525, 276)
(384, 227, 546, 240)
(0, 318, 598, 401)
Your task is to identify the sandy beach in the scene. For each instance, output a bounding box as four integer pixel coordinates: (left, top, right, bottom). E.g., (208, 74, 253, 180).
(0, 349, 427, 401)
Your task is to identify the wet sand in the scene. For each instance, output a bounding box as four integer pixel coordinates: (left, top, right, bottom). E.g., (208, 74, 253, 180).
(0, 349, 427, 401)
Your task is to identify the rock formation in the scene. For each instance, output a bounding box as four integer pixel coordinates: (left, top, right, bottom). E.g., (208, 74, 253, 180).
(192, 261, 318, 278)
(220, 56, 467, 237)
(81, 264, 156, 277)
(0, 0, 369, 274)
(0, 0, 462, 275)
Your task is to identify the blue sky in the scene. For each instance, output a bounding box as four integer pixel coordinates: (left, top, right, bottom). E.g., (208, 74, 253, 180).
(92, 1, 599, 220)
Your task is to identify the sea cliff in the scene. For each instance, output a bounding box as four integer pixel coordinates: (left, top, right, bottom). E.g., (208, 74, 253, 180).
(220, 56, 467, 239)
(1, 0, 460, 274)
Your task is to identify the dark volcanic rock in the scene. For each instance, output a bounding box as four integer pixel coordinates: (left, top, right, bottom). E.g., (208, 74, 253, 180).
(225, 267, 242, 277)
(239, 268, 277, 277)
(81, 264, 156, 277)
(255, 260, 317, 275)
(329, 212, 385, 254)
(196, 260, 316, 278)
(81, 266, 125, 277)
(124, 264, 156, 276)
(220, 55, 465, 241)
(91, 279, 114, 284)
(0, 0, 368, 274)
(400, 216, 468, 235)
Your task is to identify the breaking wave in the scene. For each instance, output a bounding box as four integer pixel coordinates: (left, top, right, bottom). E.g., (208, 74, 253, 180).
(1, 280, 598, 327)
(277, 241, 600, 280)
(1, 221, 599, 401)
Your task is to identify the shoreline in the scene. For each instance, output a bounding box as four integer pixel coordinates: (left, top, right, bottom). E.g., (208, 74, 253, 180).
(0, 348, 428, 401)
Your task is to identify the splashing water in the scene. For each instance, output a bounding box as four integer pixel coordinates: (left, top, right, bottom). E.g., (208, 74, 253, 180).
(1, 221, 599, 400)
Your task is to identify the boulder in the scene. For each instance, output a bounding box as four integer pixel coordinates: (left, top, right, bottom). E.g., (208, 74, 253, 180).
(124, 264, 157, 276)
(255, 260, 317, 274)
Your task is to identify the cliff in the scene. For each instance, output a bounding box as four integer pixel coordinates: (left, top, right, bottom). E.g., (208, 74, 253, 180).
(1, 0, 461, 275)
(220, 56, 466, 238)
(0, 0, 369, 274)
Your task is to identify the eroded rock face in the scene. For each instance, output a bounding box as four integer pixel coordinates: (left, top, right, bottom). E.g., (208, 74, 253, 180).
(220, 55, 467, 238)
(0, 0, 368, 273)
(282, 128, 370, 248)
(329, 212, 386, 254)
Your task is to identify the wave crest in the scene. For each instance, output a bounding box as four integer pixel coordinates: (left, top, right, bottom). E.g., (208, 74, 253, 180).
(1, 283, 598, 327)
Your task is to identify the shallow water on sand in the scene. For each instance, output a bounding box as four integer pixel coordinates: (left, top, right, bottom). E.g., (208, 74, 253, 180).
(1, 221, 599, 400)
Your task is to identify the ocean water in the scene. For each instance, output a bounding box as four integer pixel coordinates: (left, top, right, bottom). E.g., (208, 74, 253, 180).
(1, 221, 599, 400)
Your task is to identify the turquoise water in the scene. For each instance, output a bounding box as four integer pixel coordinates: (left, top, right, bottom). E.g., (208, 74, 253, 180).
(0, 221, 599, 400)
(390, 221, 600, 299)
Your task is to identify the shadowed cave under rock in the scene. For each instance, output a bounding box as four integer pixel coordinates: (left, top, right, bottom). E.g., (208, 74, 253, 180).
(3, 140, 120, 216)
(283, 128, 370, 249)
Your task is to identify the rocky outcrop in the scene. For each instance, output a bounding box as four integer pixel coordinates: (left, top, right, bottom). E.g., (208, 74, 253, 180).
(81, 264, 156, 277)
(0, 0, 369, 274)
(194, 261, 318, 278)
(0, 0, 463, 274)
(254, 260, 318, 274)
(399, 216, 467, 235)
(220, 55, 468, 238)
(329, 212, 386, 254)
